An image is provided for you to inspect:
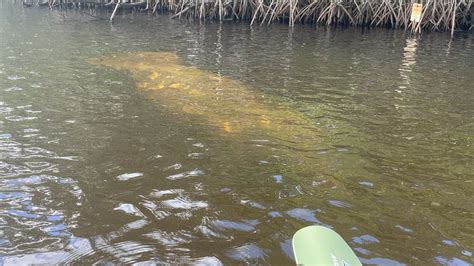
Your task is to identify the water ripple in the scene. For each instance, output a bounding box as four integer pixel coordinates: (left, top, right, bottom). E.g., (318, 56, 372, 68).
(166, 169, 205, 180)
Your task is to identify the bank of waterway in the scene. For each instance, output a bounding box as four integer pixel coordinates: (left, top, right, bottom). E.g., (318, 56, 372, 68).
(20, 0, 474, 32)
(0, 2, 473, 264)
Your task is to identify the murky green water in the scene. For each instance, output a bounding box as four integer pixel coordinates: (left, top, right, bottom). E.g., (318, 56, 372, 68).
(1, 2, 473, 264)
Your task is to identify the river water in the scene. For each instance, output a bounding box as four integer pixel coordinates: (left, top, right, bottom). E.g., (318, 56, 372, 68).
(0, 2, 473, 265)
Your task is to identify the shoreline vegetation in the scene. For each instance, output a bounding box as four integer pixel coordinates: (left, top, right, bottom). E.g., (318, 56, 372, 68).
(19, 0, 473, 32)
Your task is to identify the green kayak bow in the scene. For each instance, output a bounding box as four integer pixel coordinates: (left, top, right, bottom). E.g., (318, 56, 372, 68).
(292, 225, 362, 266)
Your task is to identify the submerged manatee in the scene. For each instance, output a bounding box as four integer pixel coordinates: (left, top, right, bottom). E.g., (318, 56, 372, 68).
(90, 52, 334, 184)
(91, 52, 320, 144)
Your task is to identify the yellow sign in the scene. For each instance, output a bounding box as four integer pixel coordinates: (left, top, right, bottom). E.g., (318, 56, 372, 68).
(410, 3, 423, 23)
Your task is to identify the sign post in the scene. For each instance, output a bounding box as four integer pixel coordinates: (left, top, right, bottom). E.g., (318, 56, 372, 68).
(410, 3, 423, 23)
